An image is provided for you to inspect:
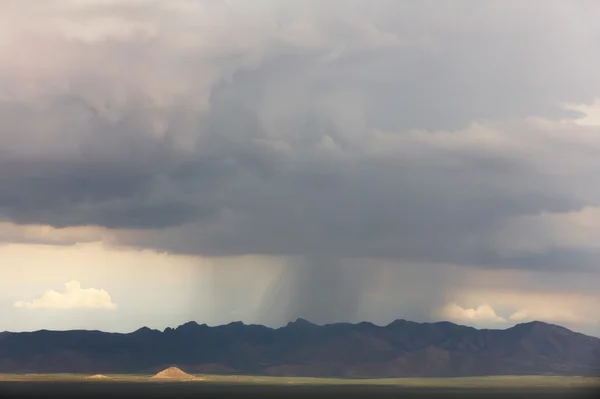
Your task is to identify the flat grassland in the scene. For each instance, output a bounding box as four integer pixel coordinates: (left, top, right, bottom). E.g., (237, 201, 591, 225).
(0, 373, 598, 388)
(2, 375, 599, 399)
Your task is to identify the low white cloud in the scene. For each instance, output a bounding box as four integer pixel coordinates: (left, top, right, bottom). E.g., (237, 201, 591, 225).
(439, 302, 506, 324)
(564, 98, 600, 127)
(14, 281, 117, 310)
(448, 287, 600, 331)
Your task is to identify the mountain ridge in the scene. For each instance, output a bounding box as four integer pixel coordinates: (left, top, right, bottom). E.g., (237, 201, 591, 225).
(0, 319, 598, 378)
(0, 319, 575, 335)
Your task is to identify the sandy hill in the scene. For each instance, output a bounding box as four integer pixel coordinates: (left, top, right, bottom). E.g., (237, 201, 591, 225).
(152, 367, 196, 380)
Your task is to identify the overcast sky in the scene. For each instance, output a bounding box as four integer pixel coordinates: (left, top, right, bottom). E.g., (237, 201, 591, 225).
(2, 0, 600, 337)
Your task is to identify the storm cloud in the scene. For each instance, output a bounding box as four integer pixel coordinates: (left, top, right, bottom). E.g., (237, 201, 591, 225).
(2, 0, 600, 326)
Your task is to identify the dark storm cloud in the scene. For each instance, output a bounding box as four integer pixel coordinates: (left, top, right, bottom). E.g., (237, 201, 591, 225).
(1, 0, 600, 273)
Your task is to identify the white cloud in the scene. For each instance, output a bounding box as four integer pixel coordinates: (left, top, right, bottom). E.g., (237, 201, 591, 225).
(564, 98, 600, 126)
(448, 287, 600, 332)
(14, 281, 117, 310)
(439, 303, 506, 324)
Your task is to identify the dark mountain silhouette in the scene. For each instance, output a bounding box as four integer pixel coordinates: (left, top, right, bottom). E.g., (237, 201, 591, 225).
(0, 319, 599, 377)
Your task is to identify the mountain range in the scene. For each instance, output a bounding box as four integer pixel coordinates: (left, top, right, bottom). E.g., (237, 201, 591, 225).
(1, 319, 599, 378)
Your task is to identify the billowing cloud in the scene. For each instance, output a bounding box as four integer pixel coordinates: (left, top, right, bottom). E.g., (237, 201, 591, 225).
(445, 285, 600, 335)
(0, 1, 598, 270)
(1, 1, 600, 328)
(14, 281, 117, 310)
(439, 303, 506, 324)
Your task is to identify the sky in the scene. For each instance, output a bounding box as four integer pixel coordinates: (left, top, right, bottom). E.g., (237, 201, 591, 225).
(2, 0, 600, 337)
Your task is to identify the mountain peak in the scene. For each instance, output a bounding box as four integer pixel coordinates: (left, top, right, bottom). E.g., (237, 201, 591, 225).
(505, 321, 587, 343)
(177, 321, 200, 329)
(132, 326, 156, 334)
(175, 321, 209, 332)
(386, 319, 410, 327)
(512, 320, 561, 330)
(285, 318, 317, 328)
(223, 321, 245, 329)
(357, 321, 377, 328)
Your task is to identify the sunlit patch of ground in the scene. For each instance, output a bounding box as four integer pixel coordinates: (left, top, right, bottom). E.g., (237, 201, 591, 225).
(86, 374, 109, 380)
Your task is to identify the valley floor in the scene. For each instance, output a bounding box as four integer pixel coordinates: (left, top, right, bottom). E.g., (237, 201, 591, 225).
(0, 374, 599, 388)
(0, 381, 599, 399)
